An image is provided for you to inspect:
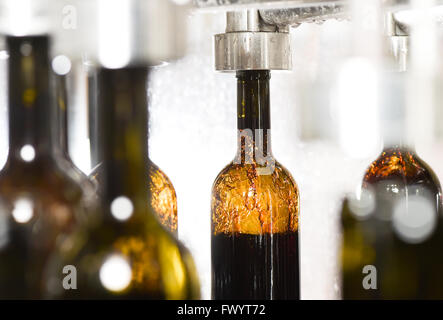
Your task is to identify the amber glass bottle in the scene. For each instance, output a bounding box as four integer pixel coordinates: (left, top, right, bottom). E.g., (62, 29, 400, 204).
(211, 70, 299, 300)
(0, 36, 88, 298)
(46, 66, 199, 299)
(341, 77, 443, 299)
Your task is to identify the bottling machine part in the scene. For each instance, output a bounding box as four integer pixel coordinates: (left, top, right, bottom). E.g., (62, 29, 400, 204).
(259, 5, 347, 26)
(214, 31, 291, 71)
(211, 1, 426, 72)
(385, 12, 409, 72)
(195, 0, 417, 10)
(196, 0, 443, 26)
(214, 9, 291, 71)
(195, 0, 345, 10)
(197, 0, 348, 25)
(388, 35, 409, 72)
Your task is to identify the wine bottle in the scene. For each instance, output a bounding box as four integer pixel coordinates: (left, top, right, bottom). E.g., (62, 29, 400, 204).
(211, 70, 300, 300)
(341, 75, 443, 299)
(0, 35, 88, 299)
(45, 66, 199, 299)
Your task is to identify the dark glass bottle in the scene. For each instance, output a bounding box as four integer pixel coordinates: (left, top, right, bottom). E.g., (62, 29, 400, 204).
(46, 66, 199, 299)
(211, 70, 300, 300)
(341, 76, 443, 298)
(0, 35, 88, 298)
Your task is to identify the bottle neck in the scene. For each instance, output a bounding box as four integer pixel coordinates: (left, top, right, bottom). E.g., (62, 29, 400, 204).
(382, 141, 416, 153)
(54, 73, 70, 158)
(379, 74, 414, 153)
(7, 35, 54, 160)
(88, 69, 100, 168)
(97, 66, 150, 204)
(381, 122, 415, 152)
(236, 70, 272, 163)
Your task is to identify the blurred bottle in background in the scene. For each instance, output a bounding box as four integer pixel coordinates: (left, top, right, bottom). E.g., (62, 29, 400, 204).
(340, 0, 443, 299)
(44, 0, 198, 298)
(88, 0, 181, 235)
(45, 66, 200, 299)
(341, 72, 443, 299)
(0, 35, 91, 298)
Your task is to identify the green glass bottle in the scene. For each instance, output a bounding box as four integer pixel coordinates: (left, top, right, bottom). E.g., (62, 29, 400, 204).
(211, 70, 300, 300)
(0, 35, 88, 299)
(46, 66, 199, 299)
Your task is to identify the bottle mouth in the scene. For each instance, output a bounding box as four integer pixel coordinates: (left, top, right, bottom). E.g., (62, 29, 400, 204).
(236, 70, 271, 81)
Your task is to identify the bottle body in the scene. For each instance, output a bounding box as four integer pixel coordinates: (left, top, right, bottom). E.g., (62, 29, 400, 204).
(212, 162, 299, 299)
(47, 201, 198, 299)
(211, 70, 300, 300)
(341, 147, 443, 299)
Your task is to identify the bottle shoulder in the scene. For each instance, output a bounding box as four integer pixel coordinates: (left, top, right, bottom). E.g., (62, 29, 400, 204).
(89, 161, 178, 234)
(148, 160, 178, 234)
(148, 160, 176, 194)
(211, 160, 299, 235)
(0, 156, 84, 205)
(57, 154, 95, 188)
(364, 148, 441, 188)
(0, 158, 92, 256)
(213, 159, 298, 191)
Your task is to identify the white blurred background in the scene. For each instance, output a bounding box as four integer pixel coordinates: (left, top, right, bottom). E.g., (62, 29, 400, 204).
(1, 1, 443, 300)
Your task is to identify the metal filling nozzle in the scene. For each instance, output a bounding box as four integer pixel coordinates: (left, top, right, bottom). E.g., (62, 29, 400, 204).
(214, 9, 292, 71)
